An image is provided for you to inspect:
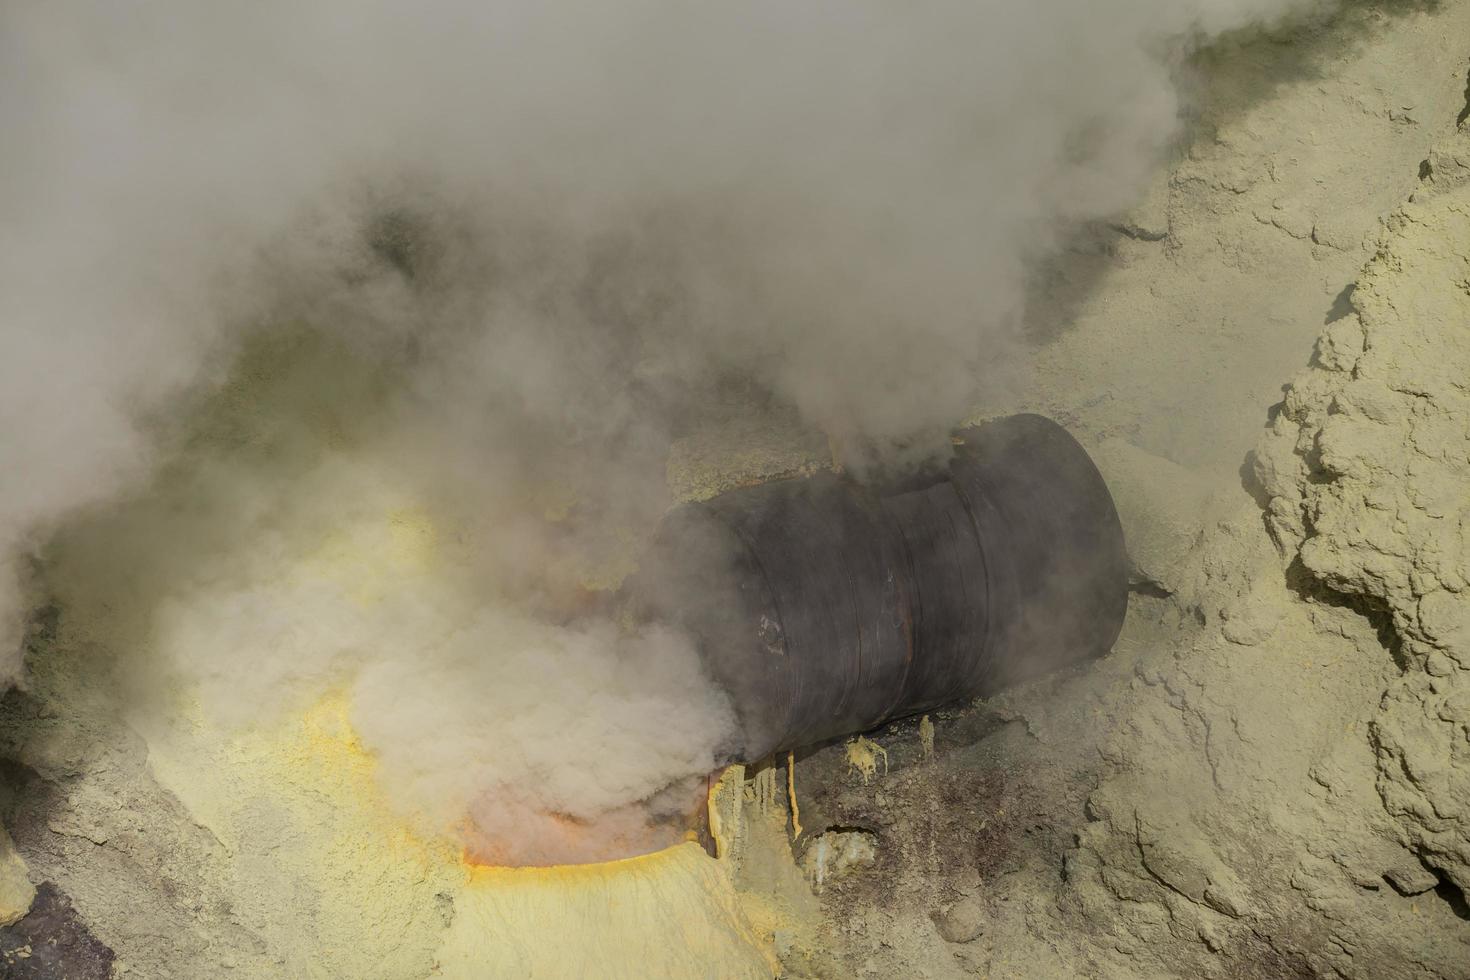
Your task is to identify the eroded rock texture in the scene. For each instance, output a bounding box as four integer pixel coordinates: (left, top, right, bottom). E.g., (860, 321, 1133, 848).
(1040, 140, 1470, 980)
(1259, 134, 1470, 905)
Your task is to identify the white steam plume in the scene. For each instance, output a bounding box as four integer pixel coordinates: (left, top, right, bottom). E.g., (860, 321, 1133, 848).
(2, 1, 1324, 860)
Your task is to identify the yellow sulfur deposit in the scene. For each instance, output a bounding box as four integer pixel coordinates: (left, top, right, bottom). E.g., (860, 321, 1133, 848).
(125, 502, 790, 979)
(139, 686, 784, 979)
(844, 735, 889, 784)
(787, 751, 802, 841)
(446, 845, 777, 979)
(708, 764, 747, 860)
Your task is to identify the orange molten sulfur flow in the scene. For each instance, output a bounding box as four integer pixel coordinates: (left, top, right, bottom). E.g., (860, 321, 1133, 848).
(458, 777, 715, 868)
(437, 765, 781, 979)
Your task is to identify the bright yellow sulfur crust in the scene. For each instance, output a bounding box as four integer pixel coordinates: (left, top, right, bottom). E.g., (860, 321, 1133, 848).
(141, 685, 780, 979)
(449, 842, 777, 979)
(131, 503, 783, 979)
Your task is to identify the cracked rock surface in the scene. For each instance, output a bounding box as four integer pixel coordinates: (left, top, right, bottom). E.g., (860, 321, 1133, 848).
(1258, 129, 1470, 907)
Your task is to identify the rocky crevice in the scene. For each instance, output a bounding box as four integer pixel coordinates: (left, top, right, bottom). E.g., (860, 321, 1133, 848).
(1256, 131, 1470, 931)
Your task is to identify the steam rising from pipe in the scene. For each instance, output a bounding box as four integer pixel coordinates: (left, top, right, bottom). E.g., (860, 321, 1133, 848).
(3, 0, 1325, 862)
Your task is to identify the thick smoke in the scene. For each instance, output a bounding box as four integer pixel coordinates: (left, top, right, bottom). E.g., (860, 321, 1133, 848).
(3, 1, 1323, 862)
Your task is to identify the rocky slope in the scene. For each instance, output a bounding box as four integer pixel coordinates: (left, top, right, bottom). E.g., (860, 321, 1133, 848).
(795, 8, 1470, 978)
(2, 4, 1469, 979)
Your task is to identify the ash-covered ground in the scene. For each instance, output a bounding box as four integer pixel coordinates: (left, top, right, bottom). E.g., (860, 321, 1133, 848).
(2, 3, 1470, 979)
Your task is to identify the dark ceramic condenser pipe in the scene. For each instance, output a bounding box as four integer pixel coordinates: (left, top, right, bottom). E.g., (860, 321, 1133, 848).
(629, 413, 1128, 763)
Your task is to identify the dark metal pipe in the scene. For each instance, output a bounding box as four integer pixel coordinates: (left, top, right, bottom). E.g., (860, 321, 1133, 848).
(629, 413, 1127, 762)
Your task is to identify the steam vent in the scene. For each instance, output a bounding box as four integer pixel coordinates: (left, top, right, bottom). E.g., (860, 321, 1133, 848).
(4, 3, 1470, 979)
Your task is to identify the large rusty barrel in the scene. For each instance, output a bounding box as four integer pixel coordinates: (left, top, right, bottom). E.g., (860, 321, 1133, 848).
(629, 413, 1128, 762)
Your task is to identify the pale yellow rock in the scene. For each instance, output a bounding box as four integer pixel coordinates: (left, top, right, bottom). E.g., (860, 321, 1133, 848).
(0, 825, 34, 927)
(1260, 168, 1470, 901)
(1091, 439, 1228, 596)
